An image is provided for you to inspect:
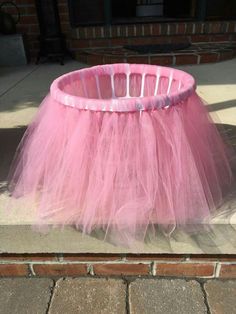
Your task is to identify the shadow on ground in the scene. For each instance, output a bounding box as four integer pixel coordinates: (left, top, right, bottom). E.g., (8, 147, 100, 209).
(0, 127, 26, 183)
(208, 99, 236, 112)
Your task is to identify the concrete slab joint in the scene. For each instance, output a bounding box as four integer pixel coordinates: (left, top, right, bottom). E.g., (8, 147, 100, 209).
(204, 280, 236, 314)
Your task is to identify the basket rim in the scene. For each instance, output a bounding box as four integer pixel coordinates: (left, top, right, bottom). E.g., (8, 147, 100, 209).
(50, 63, 196, 112)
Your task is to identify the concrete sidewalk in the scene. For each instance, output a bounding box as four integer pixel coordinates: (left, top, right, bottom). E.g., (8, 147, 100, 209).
(0, 277, 235, 314)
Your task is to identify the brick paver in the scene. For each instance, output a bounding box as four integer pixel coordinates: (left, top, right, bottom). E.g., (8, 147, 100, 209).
(49, 278, 126, 314)
(129, 279, 207, 314)
(204, 280, 236, 314)
(0, 277, 235, 314)
(0, 278, 54, 314)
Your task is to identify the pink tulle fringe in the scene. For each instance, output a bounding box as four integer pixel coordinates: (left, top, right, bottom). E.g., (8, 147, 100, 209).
(8, 64, 234, 248)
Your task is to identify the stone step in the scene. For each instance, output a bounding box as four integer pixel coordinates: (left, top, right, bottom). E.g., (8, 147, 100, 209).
(71, 21, 236, 40)
(69, 33, 236, 49)
(69, 21, 236, 50)
(75, 41, 236, 66)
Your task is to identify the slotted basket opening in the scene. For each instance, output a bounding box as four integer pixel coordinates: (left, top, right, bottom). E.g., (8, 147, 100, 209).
(51, 64, 196, 112)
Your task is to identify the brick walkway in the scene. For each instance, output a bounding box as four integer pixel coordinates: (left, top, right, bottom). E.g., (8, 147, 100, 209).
(0, 277, 235, 314)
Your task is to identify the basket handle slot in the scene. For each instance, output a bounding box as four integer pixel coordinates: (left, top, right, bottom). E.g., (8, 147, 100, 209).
(167, 70, 173, 95)
(154, 68, 161, 96)
(110, 74, 115, 99)
(126, 64, 131, 97)
(80, 75, 88, 97)
(95, 75, 102, 99)
(140, 73, 146, 97)
(178, 79, 182, 91)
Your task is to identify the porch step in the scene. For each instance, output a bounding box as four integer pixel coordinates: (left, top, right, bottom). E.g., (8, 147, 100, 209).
(75, 41, 236, 66)
(70, 33, 236, 49)
(69, 21, 236, 50)
(70, 20, 236, 65)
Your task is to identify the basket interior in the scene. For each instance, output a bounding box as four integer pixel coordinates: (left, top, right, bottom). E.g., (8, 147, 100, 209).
(62, 66, 184, 101)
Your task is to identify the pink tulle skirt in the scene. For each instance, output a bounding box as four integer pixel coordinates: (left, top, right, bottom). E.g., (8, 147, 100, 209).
(8, 64, 234, 248)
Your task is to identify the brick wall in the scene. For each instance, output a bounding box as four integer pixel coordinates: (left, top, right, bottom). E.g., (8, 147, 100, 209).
(0, 254, 236, 278)
(2, 0, 70, 59)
